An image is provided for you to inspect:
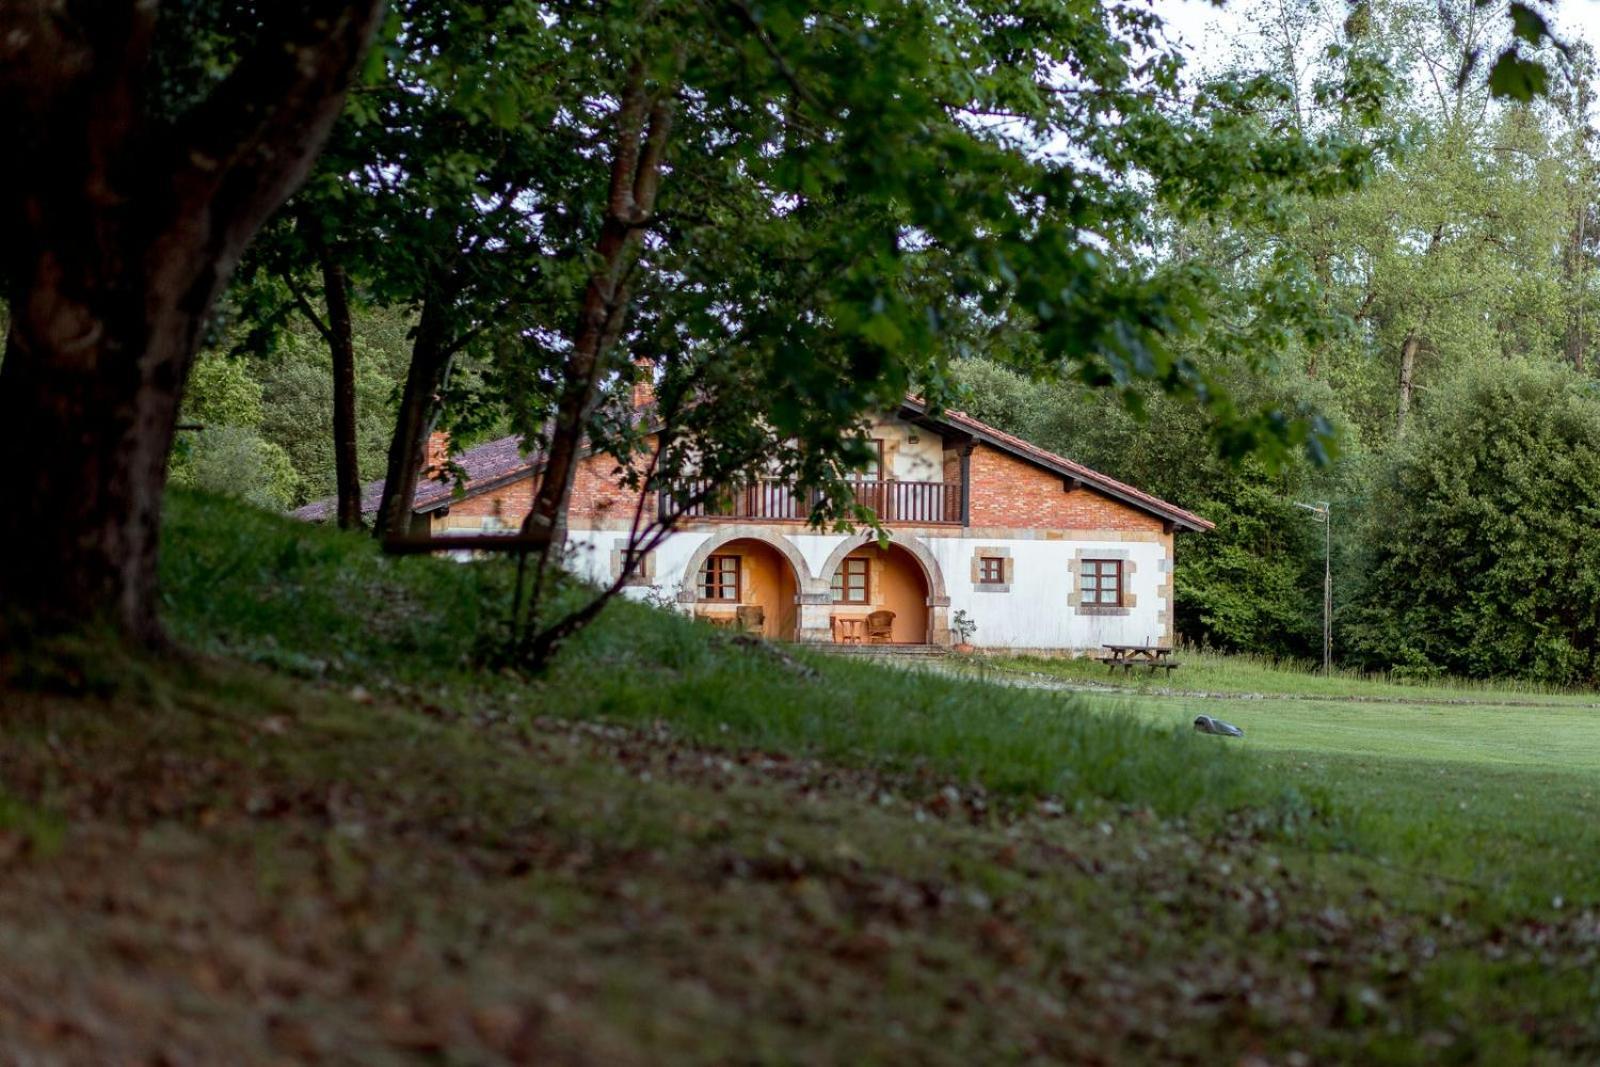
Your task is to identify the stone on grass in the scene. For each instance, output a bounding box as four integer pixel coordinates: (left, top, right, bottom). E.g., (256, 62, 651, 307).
(1193, 715, 1244, 737)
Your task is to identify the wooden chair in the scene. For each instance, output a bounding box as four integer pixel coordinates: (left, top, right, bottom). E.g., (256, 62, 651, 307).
(736, 604, 765, 635)
(865, 610, 896, 644)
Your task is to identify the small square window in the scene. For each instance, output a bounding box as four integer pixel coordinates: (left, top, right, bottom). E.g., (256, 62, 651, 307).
(977, 556, 1006, 585)
(1080, 559, 1124, 606)
(622, 546, 650, 577)
(700, 555, 740, 601)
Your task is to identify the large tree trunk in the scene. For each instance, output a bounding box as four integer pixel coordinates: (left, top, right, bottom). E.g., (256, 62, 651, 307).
(0, 287, 203, 643)
(318, 243, 364, 529)
(0, 1, 385, 644)
(522, 63, 675, 594)
(372, 291, 454, 542)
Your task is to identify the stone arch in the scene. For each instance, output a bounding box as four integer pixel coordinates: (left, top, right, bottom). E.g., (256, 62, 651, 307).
(817, 531, 948, 603)
(816, 531, 953, 647)
(675, 526, 814, 604)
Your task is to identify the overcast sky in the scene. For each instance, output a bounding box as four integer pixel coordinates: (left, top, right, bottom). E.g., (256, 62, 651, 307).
(1163, 0, 1600, 67)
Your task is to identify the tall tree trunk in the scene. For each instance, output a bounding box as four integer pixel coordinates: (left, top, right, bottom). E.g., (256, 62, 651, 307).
(522, 63, 676, 647)
(0, 1, 385, 643)
(1564, 206, 1589, 374)
(0, 288, 202, 643)
(317, 243, 363, 529)
(1396, 330, 1420, 437)
(373, 290, 453, 542)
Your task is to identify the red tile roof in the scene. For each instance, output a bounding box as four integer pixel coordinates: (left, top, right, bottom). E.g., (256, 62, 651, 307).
(290, 435, 539, 522)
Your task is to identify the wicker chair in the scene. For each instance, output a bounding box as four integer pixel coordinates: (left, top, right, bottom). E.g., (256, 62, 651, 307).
(864, 610, 896, 644)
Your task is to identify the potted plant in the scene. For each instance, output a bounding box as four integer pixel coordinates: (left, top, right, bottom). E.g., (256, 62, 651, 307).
(951, 609, 977, 654)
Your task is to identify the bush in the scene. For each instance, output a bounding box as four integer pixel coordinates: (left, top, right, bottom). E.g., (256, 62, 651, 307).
(1344, 361, 1600, 684)
(172, 426, 301, 511)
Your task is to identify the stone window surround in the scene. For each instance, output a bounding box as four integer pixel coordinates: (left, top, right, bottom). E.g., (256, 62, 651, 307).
(610, 541, 656, 586)
(969, 545, 1013, 594)
(1069, 547, 1136, 617)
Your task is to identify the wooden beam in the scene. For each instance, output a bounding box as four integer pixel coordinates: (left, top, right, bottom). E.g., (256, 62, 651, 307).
(1062, 477, 1080, 493)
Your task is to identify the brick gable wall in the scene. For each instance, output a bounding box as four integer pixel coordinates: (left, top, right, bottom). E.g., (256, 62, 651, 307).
(966, 443, 1166, 533)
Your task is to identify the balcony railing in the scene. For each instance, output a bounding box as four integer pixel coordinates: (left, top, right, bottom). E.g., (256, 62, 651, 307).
(668, 478, 962, 524)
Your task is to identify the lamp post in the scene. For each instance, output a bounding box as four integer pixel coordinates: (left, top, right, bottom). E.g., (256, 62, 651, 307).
(1294, 500, 1331, 676)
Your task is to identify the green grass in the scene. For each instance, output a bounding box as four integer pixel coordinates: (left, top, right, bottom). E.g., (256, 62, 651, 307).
(1073, 688, 1600, 906)
(0, 491, 1596, 1062)
(158, 494, 1600, 906)
(161, 494, 1310, 824)
(990, 648, 1600, 704)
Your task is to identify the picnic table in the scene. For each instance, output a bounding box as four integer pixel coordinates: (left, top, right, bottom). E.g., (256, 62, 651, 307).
(1100, 644, 1181, 676)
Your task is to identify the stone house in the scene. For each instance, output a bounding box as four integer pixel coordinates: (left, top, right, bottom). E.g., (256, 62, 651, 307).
(294, 399, 1211, 651)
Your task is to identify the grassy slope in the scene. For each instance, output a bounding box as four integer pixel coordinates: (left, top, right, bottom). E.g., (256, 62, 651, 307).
(0, 493, 1596, 1063)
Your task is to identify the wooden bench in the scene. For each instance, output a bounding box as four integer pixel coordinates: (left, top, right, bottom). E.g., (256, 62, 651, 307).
(1098, 644, 1181, 676)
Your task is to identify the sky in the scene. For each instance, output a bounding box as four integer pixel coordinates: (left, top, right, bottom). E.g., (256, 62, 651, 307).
(1162, 0, 1600, 68)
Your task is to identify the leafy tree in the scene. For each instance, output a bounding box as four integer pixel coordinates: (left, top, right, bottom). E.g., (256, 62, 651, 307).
(181, 355, 267, 431)
(254, 309, 416, 506)
(486, 0, 1400, 666)
(172, 427, 301, 512)
(1344, 360, 1600, 683)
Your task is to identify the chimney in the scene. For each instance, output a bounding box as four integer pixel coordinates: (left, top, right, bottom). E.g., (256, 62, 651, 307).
(423, 429, 451, 479)
(631, 358, 655, 412)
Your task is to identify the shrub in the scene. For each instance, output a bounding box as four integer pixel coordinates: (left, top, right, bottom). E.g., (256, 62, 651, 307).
(1344, 361, 1600, 684)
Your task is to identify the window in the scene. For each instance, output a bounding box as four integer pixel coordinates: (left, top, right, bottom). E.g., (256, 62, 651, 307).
(622, 546, 650, 579)
(700, 555, 740, 601)
(977, 556, 1006, 585)
(1080, 559, 1123, 606)
(831, 557, 870, 603)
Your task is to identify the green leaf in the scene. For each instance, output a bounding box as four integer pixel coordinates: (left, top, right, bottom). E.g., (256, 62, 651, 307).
(1507, 2, 1551, 45)
(1487, 50, 1550, 101)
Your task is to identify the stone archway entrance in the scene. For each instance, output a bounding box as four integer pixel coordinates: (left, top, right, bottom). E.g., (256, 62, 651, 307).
(825, 542, 932, 644)
(682, 536, 802, 640)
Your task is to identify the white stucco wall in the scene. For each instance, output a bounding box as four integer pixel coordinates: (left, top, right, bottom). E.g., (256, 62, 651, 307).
(569, 523, 1173, 652)
(928, 534, 1171, 650)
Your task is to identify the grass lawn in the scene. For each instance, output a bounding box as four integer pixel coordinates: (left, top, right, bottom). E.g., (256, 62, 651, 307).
(989, 649, 1600, 705)
(1080, 689, 1600, 908)
(1, 494, 1598, 1062)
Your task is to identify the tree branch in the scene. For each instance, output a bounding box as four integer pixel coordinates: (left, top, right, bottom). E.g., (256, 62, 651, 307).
(280, 270, 335, 344)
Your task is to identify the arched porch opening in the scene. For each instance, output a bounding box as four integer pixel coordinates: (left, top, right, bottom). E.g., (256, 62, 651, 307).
(684, 536, 801, 640)
(826, 542, 932, 644)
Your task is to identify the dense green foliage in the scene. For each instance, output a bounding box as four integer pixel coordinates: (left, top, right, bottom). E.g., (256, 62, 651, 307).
(944, 1, 1600, 678)
(1344, 362, 1600, 683)
(179, 306, 417, 507)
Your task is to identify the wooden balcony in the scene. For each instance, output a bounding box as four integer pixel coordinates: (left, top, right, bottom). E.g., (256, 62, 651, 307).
(668, 478, 962, 525)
